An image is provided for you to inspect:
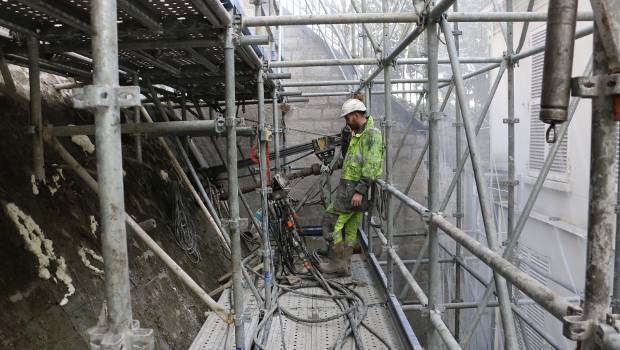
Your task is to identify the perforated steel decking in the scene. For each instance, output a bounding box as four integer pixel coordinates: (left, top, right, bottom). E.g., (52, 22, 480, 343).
(189, 288, 261, 350)
(190, 255, 407, 349)
(0, 0, 274, 101)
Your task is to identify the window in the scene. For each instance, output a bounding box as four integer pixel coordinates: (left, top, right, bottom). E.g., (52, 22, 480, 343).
(529, 28, 568, 174)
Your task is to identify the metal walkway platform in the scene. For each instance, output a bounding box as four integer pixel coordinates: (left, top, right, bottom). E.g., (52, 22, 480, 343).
(0, 0, 274, 101)
(190, 255, 408, 349)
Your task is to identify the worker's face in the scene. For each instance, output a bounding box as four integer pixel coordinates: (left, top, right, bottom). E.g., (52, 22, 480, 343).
(344, 112, 364, 131)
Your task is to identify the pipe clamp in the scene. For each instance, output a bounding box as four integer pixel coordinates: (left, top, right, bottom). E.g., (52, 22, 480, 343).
(73, 85, 141, 109)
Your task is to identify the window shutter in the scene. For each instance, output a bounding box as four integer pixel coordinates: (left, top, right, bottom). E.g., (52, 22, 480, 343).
(529, 28, 568, 173)
(515, 247, 550, 350)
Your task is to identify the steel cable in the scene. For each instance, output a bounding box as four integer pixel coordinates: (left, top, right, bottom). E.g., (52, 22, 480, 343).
(171, 181, 201, 263)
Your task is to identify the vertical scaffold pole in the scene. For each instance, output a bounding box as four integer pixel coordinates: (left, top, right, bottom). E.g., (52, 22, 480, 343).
(27, 36, 44, 181)
(365, 83, 374, 254)
(0, 48, 16, 93)
(452, 0, 463, 341)
(270, 0, 281, 173)
(257, 69, 272, 310)
(133, 74, 143, 163)
(361, 0, 368, 78)
(367, 84, 372, 114)
(505, 0, 517, 297)
(90, 0, 133, 339)
(382, 0, 395, 296)
(272, 89, 281, 172)
(582, 28, 616, 350)
(253, 0, 262, 34)
(361, 0, 369, 116)
(225, 23, 246, 350)
(426, 12, 443, 350)
(439, 18, 519, 349)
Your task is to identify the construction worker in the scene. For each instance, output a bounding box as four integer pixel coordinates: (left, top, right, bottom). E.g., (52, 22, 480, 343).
(319, 98, 383, 275)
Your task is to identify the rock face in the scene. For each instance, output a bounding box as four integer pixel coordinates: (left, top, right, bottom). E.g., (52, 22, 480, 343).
(0, 82, 229, 348)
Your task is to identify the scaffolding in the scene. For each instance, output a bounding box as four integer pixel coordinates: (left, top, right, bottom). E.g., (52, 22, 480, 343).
(1, 0, 620, 349)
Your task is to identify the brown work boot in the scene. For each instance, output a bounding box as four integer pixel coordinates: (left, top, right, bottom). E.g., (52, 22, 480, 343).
(319, 242, 353, 276)
(316, 240, 334, 258)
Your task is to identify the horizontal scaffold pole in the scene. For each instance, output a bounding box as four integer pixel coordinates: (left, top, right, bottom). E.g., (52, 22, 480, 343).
(281, 78, 451, 87)
(445, 11, 593, 22)
(270, 56, 503, 68)
(242, 11, 593, 27)
(299, 90, 424, 97)
(242, 12, 421, 27)
(45, 120, 256, 138)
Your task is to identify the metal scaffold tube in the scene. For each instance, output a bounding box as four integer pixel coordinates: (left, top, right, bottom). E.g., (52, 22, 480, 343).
(452, 0, 463, 341)
(539, 0, 578, 126)
(45, 120, 255, 137)
(243, 11, 592, 27)
(505, 0, 516, 298)
(27, 36, 44, 181)
(0, 48, 16, 92)
(269, 56, 502, 68)
(281, 78, 450, 87)
(390, 248, 428, 306)
(90, 0, 132, 337)
(445, 11, 592, 22)
(581, 29, 616, 349)
(70, 0, 157, 347)
(132, 74, 142, 162)
(257, 69, 272, 310)
(438, 18, 518, 348)
(242, 12, 421, 27)
(224, 24, 246, 350)
(298, 90, 424, 97)
(426, 12, 443, 350)
(430, 310, 462, 350)
(382, 0, 395, 296)
(404, 299, 566, 311)
(272, 89, 281, 172)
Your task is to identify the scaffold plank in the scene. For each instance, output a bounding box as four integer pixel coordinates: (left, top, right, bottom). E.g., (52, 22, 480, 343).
(261, 255, 404, 349)
(189, 289, 260, 350)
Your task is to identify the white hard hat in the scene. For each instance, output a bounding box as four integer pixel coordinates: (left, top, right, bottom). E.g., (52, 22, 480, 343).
(339, 98, 366, 118)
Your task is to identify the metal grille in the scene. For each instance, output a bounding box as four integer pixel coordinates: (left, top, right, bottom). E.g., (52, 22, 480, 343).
(528, 27, 568, 174)
(140, 0, 203, 17)
(0, 0, 272, 101)
(0, 0, 65, 30)
(189, 289, 261, 350)
(262, 256, 403, 349)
